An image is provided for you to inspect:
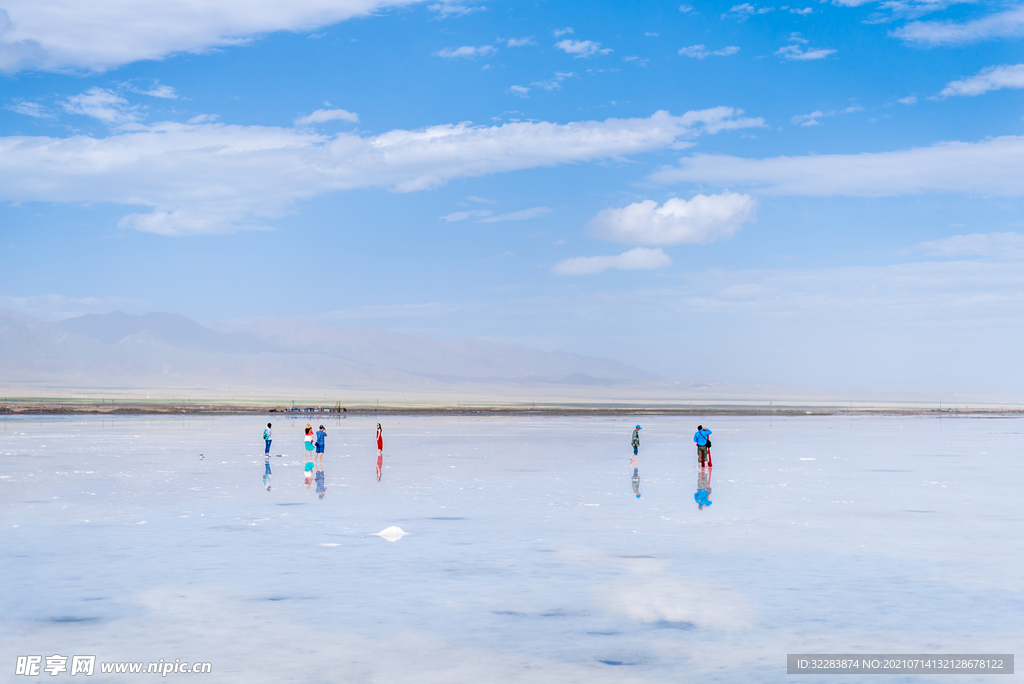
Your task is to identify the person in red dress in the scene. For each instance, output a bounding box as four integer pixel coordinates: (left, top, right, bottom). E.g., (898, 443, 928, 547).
(375, 423, 384, 481)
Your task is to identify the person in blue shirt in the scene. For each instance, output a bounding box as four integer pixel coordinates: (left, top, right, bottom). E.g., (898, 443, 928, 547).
(315, 425, 327, 468)
(694, 425, 712, 467)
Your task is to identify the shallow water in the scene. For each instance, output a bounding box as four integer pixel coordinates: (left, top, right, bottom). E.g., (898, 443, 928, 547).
(1, 414, 1020, 682)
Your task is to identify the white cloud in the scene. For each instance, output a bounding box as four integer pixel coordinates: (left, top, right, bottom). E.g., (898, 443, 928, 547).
(530, 71, 575, 90)
(0, 108, 763, 236)
(898, 95, 918, 104)
(553, 27, 574, 37)
(478, 206, 551, 222)
(506, 36, 534, 47)
(587, 193, 755, 245)
(508, 85, 530, 97)
(790, 7, 814, 14)
(723, 3, 775, 19)
(5, 100, 49, 117)
(914, 232, 1024, 258)
(187, 114, 220, 124)
(62, 87, 140, 124)
(0, 0, 427, 73)
(832, 0, 974, 16)
(775, 34, 836, 60)
(130, 82, 178, 99)
(441, 206, 550, 222)
(295, 108, 360, 125)
(0, 293, 150, 321)
(440, 209, 493, 222)
(553, 247, 672, 275)
(894, 5, 1024, 45)
(649, 135, 1024, 196)
(679, 4, 694, 11)
(436, 45, 496, 58)
(792, 110, 827, 126)
(790, 106, 860, 126)
(678, 44, 741, 59)
(940, 63, 1024, 97)
(427, 2, 483, 18)
(555, 39, 612, 58)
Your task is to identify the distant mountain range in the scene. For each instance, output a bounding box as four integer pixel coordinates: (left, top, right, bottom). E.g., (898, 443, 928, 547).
(0, 309, 659, 398)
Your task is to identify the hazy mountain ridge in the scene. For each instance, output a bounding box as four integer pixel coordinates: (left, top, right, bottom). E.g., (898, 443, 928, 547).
(206, 318, 655, 381)
(0, 310, 657, 394)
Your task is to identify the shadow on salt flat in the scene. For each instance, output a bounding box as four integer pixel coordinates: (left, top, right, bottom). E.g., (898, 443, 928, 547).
(47, 616, 101, 623)
(493, 609, 576, 618)
(652, 620, 696, 630)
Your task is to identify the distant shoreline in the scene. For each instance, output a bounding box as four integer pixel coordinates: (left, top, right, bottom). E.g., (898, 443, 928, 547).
(1, 398, 1020, 417)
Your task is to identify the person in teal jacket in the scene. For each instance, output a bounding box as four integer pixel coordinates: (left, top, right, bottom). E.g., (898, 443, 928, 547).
(694, 425, 712, 466)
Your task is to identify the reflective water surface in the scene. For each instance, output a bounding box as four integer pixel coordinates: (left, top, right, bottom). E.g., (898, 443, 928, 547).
(1, 414, 1021, 683)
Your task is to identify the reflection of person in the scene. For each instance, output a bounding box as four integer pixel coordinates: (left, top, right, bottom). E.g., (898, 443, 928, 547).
(315, 465, 326, 499)
(264, 423, 272, 457)
(315, 425, 327, 468)
(375, 423, 384, 481)
(264, 453, 272, 490)
(632, 470, 640, 498)
(694, 464, 713, 509)
(694, 425, 712, 466)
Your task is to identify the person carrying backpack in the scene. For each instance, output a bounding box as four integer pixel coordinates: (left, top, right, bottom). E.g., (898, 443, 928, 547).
(694, 425, 712, 467)
(630, 425, 641, 474)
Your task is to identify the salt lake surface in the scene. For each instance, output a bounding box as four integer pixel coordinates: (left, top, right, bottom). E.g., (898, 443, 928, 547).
(1, 414, 1021, 683)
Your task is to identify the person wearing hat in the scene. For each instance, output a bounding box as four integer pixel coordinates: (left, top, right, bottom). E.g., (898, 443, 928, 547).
(315, 424, 328, 468)
(694, 424, 712, 467)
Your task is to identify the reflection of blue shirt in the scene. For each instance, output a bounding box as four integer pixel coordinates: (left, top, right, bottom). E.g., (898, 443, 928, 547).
(315, 430, 326, 447)
(694, 429, 711, 446)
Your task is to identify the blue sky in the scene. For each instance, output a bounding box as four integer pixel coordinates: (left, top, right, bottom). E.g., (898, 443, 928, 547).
(2, 0, 1024, 396)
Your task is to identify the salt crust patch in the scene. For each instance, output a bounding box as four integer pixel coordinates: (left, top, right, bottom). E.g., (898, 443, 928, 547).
(375, 526, 408, 542)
